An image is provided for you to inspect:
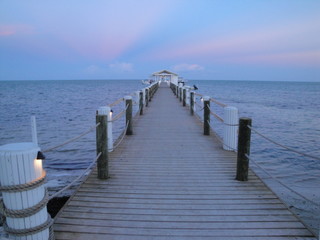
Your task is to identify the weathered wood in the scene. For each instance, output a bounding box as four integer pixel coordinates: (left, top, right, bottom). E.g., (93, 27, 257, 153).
(203, 96, 210, 135)
(96, 108, 108, 179)
(139, 91, 143, 115)
(236, 118, 252, 181)
(183, 88, 186, 106)
(145, 88, 149, 107)
(125, 96, 133, 135)
(55, 84, 315, 240)
(190, 91, 194, 115)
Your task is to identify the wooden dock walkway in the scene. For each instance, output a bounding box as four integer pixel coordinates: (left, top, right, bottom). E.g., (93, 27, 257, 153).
(54, 83, 315, 239)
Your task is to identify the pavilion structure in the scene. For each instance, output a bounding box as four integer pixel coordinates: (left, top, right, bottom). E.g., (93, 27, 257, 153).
(151, 70, 179, 85)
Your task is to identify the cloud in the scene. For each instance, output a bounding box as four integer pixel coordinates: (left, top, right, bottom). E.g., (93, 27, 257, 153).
(0, 24, 34, 36)
(84, 65, 102, 74)
(108, 62, 133, 72)
(173, 63, 204, 72)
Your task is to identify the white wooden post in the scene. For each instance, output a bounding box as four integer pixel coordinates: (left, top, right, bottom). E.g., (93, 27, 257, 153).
(186, 87, 190, 105)
(0, 142, 51, 240)
(142, 88, 146, 106)
(31, 116, 38, 145)
(223, 106, 239, 151)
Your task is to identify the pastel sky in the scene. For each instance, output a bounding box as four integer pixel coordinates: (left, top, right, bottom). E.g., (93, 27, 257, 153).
(0, 0, 319, 81)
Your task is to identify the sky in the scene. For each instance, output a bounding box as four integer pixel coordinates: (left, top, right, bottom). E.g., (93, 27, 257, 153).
(0, 0, 319, 81)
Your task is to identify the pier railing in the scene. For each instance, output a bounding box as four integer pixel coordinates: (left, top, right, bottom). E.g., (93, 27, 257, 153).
(0, 81, 160, 240)
(170, 81, 319, 237)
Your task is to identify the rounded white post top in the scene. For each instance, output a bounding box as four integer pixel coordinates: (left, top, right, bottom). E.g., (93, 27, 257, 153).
(224, 106, 238, 111)
(124, 95, 132, 100)
(0, 142, 39, 152)
(203, 96, 211, 101)
(98, 106, 110, 115)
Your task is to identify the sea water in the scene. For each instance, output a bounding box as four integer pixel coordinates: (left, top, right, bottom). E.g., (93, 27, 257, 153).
(0, 79, 319, 233)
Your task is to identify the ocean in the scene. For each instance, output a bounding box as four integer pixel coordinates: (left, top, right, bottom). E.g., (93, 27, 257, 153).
(0, 79, 319, 233)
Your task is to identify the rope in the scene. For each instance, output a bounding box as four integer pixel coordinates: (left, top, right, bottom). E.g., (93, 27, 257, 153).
(112, 109, 126, 122)
(210, 98, 227, 107)
(249, 126, 320, 161)
(247, 154, 320, 207)
(43, 123, 99, 153)
(113, 121, 129, 150)
(49, 152, 101, 200)
(207, 120, 237, 152)
(3, 214, 54, 236)
(1, 190, 49, 218)
(194, 102, 204, 112)
(194, 92, 203, 97)
(108, 97, 124, 107)
(0, 171, 46, 192)
(209, 110, 224, 122)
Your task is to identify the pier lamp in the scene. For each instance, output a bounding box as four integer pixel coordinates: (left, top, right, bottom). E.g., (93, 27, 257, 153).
(34, 151, 46, 176)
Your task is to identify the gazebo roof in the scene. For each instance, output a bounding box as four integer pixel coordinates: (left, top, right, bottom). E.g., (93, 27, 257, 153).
(152, 70, 178, 76)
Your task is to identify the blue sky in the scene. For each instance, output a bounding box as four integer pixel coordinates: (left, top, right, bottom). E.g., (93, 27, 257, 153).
(0, 0, 319, 81)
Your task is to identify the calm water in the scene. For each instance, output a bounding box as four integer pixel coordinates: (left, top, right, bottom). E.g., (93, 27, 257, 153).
(0, 79, 319, 232)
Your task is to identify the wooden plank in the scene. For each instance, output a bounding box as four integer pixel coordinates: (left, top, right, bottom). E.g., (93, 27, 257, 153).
(54, 83, 315, 239)
(54, 224, 313, 237)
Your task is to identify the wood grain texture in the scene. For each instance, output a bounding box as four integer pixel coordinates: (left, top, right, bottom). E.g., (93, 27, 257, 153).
(54, 83, 315, 239)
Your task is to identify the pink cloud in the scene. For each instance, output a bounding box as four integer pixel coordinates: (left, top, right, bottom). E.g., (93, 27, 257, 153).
(0, 24, 34, 36)
(148, 16, 320, 68)
(228, 51, 320, 67)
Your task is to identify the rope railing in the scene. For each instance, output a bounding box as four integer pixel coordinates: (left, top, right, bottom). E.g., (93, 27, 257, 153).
(113, 121, 129, 150)
(108, 97, 124, 107)
(42, 123, 100, 153)
(0, 82, 162, 239)
(49, 152, 101, 200)
(207, 120, 237, 152)
(209, 110, 224, 122)
(112, 104, 129, 122)
(248, 126, 320, 161)
(210, 98, 227, 107)
(247, 154, 319, 207)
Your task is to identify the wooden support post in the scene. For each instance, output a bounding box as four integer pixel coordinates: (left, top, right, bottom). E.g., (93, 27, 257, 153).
(139, 91, 143, 115)
(183, 88, 186, 106)
(236, 118, 252, 181)
(190, 91, 195, 115)
(96, 107, 109, 179)
(125, 96, 133, 135)
(145, 88, 149, 107)
(149, 87, 152, 101)
(203, 96, 210, 135)
(179, 87, 182, 102)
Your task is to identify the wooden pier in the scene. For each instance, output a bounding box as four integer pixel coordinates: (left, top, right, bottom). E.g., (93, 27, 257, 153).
(54, 83, 315, 239)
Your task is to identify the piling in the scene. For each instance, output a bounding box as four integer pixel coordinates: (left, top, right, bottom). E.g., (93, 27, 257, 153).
(190, 91, 195, 115)
(0, 143, 52, 240)
(139, 91, 144, 115)
(236, 117, 252, 181)
(203, 96, 211, 135)
(145, 88, 149, 107)
(125, 96, 133, 135)
(96, 107, 109, 179)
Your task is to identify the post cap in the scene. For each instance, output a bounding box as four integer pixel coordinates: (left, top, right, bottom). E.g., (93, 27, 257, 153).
(203, 96, 211, 101)
(124, 95, 132, 100)
(97, 106, 110, 115)
(0, 142, 39, 152)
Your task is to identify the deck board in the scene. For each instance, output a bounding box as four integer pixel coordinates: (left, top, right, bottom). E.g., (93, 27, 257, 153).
(54, 83, 315, 239)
